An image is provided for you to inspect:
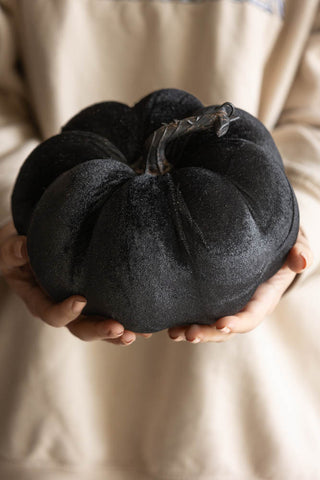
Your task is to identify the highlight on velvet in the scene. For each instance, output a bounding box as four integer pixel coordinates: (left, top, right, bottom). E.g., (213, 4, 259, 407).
(11, 88, 300, 333)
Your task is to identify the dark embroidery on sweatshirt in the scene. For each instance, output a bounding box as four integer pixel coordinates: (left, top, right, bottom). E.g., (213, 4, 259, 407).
(239, 0, 285, 17)
(100, 0, 285, 18)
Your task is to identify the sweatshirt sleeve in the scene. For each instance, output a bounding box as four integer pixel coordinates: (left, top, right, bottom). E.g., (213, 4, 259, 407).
(272, 5, 320, 289)
(0, 1, 40, 229)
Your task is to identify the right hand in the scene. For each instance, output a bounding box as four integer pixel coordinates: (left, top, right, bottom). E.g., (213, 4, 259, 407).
(0, 220, 152, 346)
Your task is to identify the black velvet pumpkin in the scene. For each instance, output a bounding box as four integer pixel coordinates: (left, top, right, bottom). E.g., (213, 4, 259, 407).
(11, 88, 299, 333)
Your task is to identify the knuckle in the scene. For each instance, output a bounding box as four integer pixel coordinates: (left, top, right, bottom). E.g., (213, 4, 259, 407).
(0, 241, 10, 265)
(103, 338, 120, 345)
(76, 332, 90, 342)
(45, 317, 62, 328)
(43, 307, 64, 328)
(22, 297, 42, 320)
(45, 302, 78, 328)
(28, 308, 42, 320)
(120, 339, 135, 346)
(63, 308, 79, 323)
(66, 324, 89, 341)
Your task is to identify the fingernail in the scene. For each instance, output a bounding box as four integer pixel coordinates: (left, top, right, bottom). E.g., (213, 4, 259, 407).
(97, 320, 124, 337)
(217, 326, 231, 334)
(172, 336, 184, 342)
(14, 240, 24, 259)
(190, 337, 200, 343)
(108, 328, 124, 338)
(299, 253, 307, 269)
(122, 332, 135, 344)
(72, 299, 87, 314)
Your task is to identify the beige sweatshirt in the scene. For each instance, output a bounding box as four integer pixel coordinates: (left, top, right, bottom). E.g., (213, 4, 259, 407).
(0, 0, 320, 479)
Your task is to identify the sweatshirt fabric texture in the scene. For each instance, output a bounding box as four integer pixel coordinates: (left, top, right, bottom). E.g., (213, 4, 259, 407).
(0, 0, 320, 479)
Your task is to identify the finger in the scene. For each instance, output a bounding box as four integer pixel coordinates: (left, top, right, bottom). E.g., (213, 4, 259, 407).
(103, 330, 152, 344)
(184, 323, 236, 343)
(168, 323, 234, 343)
(214, 294, 278, 334)
(67, 315, 129, 342)
(286, 243, 313, 273)
(214, 268, 294, 334)
(8, 264, 88, 327)
(6, 260, 141, 344)
(21, 289, 88, 328)
(0, 219, 17, 241)
(171, 228, 312, 340)
(9, 264, 107, 330)
(285, 226, 313, 273)
(169, 256, 297, 340)
(102, 329, 137, 346)
(215, 310, 264, 335)
(137, 333, 153, 338)
(168, 324, 190, 342)
(0, 235, 28, 272)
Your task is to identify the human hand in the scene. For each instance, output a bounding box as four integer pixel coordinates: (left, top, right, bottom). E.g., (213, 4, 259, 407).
(168, 227, 313, 344)
(0, 220, 152, 345)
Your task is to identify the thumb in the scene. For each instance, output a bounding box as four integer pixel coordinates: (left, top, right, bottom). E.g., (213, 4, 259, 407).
(0, 235, 29, 272)
(286, 227, 313, 274)
(286, 243, 313, 274)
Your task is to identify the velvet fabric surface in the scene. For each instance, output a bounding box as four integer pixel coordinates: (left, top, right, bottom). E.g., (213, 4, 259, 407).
(11, 88, 299, 333)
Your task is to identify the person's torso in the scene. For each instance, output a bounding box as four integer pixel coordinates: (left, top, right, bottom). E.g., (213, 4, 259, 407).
(11, 0, 318, 137)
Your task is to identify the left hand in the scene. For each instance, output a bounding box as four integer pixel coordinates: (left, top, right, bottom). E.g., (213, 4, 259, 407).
(168, 227, 313, 343)
(0, 220, 152, 345)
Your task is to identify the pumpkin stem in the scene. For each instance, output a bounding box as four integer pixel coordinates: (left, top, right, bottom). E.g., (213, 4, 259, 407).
(143, 102, 239, 176)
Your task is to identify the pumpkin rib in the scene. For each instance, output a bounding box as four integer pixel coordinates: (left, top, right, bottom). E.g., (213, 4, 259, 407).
(11, 130, 127, 235)
(26, 159, 135, 300)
